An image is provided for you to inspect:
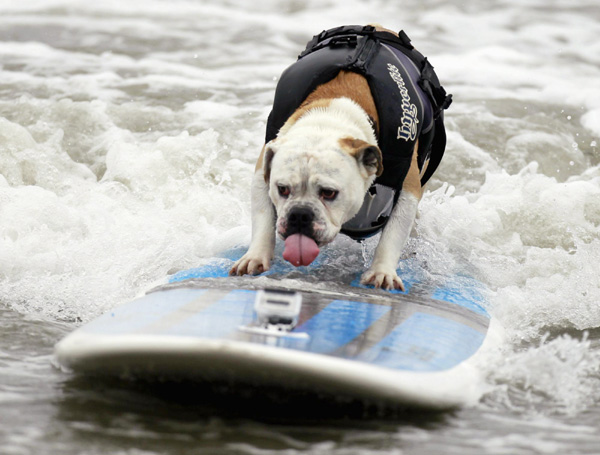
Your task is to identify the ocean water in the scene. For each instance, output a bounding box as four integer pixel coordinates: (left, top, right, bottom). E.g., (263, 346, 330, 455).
(1, 0, 599, 454)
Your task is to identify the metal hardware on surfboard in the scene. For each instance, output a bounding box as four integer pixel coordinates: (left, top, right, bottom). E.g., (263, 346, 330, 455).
(254, 288, 302, 328)
(237, 288, 309, 338)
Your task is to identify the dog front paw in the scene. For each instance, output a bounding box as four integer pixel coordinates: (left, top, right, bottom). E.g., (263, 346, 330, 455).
(229, 252, 271, 276)
(361, 267, 405, 291)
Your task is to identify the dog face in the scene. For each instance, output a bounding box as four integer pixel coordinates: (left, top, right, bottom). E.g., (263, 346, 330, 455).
(264, 135, 383, 246)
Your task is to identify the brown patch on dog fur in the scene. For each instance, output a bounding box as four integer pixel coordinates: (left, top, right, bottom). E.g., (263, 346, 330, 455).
(256, 144, 266, 172)
(339, 137, 370, 152)
(401, 141, 423, 199)
(339, 137, 384, 177)
(369, 23, 397, 35)
(256, 144, 276, 183)
(302, 71, 379, 134)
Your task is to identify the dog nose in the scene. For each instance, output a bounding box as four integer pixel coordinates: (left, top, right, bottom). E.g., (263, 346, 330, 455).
(287, 207, 314, 236)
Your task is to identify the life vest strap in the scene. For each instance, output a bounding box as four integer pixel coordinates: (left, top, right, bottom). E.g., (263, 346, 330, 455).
(299, 25, 376, 58)
(300, 26, 453, 121)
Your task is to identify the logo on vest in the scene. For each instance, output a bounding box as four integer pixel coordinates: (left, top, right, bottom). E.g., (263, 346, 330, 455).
(387, 63, 419, 142)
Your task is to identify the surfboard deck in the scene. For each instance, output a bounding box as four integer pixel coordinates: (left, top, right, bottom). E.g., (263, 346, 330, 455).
(55, 252, 491, 411)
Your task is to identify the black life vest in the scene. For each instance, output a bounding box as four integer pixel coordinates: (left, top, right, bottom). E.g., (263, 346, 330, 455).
(265, 25, 452, 239)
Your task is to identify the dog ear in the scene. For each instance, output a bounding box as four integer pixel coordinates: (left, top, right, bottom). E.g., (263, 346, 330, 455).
(340, 138, 383, 177)
(357, 144, 384, 177)
(262, 142, 277, 183)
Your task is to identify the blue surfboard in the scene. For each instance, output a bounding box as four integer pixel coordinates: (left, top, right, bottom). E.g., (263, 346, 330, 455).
(55, 251, 491, 410)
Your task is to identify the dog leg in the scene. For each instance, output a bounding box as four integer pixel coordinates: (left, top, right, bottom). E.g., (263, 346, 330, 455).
(360, 191, 418, 290)
(229, 170, 276, 276)
(361, 148, 423, 290)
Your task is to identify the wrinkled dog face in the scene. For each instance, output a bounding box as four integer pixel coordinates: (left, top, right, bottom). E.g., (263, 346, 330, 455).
(264, 136, 382, 246)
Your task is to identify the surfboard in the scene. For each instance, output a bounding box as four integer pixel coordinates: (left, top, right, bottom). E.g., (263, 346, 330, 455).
(55, 249, 491, 411)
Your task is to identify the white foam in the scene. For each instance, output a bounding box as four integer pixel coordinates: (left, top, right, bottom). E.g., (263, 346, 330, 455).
(581, 108, 600, 136)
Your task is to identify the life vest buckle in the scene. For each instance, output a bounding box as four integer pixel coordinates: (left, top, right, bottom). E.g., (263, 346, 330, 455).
(329, 35, 358, 48)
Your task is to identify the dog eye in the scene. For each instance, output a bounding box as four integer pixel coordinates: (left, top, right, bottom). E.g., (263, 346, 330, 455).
(320, 188, 338, 201)
(277, 185, 291, 198)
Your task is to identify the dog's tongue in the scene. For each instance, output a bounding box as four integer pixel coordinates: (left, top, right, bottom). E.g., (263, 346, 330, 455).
(283, 234, 320, 267)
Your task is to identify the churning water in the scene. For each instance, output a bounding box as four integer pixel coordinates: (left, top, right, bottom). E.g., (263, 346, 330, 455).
(1, 0, 599, 454)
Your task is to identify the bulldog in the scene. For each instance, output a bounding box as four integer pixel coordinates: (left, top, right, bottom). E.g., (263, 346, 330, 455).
(230, 25, 451, 290)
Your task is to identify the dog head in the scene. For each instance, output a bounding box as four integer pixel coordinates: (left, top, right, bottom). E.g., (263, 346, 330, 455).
(263, 135, 383, 247)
